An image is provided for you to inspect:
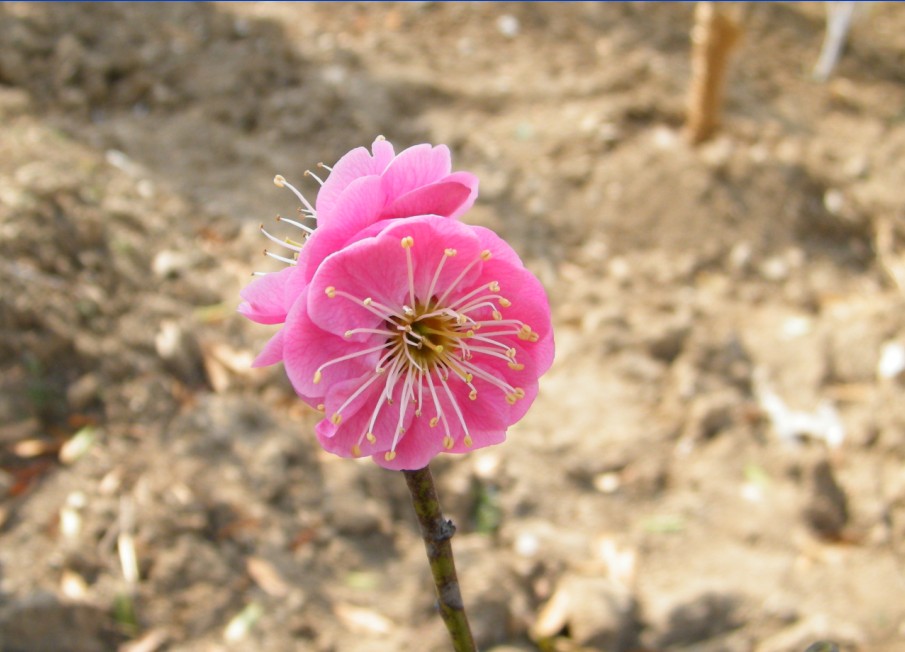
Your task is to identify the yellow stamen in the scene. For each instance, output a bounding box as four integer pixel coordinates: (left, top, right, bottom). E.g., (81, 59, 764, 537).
(385, 451, 397, 461)
(401, 236, 414, 249)
(351, 444, 361, 456)
(331, 413, 342, 425)
(480, 250, 492, 261)
(313, 370, 323, 384)
(274, 174, 286, 187)
(366, 432, 377, 443)
(468, 389, 477, 400)
(429, 417, 439, 428)
(443, 435, 454, 449)
(325, 286, 336, 298)
(464, 434, 473, 447)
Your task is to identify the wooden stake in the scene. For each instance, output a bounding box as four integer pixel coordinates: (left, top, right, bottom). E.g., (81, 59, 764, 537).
(685, 2, 745, 145)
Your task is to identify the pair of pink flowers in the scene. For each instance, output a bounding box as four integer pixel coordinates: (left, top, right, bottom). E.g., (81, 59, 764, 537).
(239, 138, 553, 470)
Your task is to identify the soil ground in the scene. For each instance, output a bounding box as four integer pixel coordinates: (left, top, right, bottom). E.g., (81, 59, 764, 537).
(2, 3, 905, 651)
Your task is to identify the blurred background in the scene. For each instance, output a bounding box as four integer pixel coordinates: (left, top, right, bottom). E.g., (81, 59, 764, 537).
(1, 3, 904, 651)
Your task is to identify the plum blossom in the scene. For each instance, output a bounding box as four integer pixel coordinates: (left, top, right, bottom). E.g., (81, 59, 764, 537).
(240, 140, 553, 469)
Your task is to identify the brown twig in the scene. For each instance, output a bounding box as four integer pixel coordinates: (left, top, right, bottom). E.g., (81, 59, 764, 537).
(403, 466, 476, 652)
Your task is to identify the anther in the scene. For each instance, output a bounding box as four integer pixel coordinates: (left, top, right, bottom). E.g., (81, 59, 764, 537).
(366, 432, 377, 444)
(401, 236, 414, 249)
(468, 389, 477, 400)
(274, 175, 286, 187)
(464, 435, 473, 447)
(331, 413, 342, 425)
(499, 298, 512, 307)
(430, 417, 439, 428)
(384, 451, 397, 461)
(313, 371, 323, 384)
(351, 444, 362, 457)
(316, 404, 325, 412)
(443, 435, 454, 450)
(305, 169, 325, 186)
(480, 250, 492, 261)
(488, 281, 500, 292)
(325, 286, 336, 298)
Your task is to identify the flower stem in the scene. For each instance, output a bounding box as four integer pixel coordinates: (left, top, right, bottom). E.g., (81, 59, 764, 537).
(403, 465, 477, 652)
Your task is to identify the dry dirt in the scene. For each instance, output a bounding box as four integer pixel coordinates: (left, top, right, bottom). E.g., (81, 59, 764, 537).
(2, 3, 905, 652)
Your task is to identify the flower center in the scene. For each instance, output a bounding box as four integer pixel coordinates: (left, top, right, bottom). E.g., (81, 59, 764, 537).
(399, 302, 458, 367)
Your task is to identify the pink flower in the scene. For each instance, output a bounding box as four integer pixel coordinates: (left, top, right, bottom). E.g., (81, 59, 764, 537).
(238, 137, 479, 332)
(239, 139, 553, 469)
(282, 215, 553, 470)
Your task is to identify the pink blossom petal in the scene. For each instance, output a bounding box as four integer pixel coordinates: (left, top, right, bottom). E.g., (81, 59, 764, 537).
(373, 416, 445, 470)
(380, 177, 476, 221)
(282, 290, 381, 400)
(380, 144, 451, 200)
(316, 138, 395, 220)
(238, 266, 298, 325)
(301, 176, 386, 283)
(471, 224, 526, 268)
(312, 172, 386, 232)
(440, 171, 480, 220)
(307, 235, 409, 337)
(251, 330, 285, 367)
(445, 428, 506, 455)
(375, 215, 486, 299)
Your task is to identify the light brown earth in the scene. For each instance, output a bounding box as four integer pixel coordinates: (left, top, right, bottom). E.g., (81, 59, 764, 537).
(1, 3, 905, 651)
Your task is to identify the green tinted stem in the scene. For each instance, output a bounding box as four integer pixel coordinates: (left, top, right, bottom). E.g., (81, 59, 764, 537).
(403, 466, 477, 652)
